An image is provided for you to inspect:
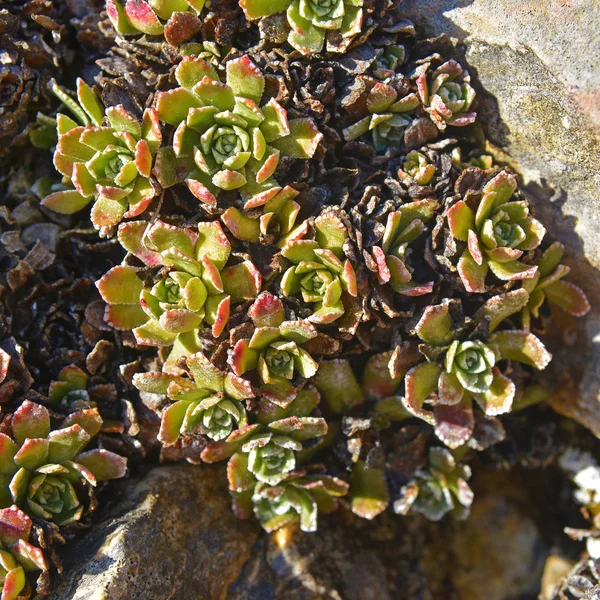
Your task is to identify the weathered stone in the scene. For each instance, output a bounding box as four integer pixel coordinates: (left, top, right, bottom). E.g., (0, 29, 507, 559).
(52, 465, 548, 599)
(48, 464, 261, 600)
(402, 0, 600, 437)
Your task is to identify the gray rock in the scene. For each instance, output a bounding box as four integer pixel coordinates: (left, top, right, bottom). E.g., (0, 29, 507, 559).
(51, 465, 546, 600)
(49, 464, 260, 600)
(402, 0, 600, 436)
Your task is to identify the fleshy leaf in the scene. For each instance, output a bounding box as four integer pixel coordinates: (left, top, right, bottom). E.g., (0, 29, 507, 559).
(96, 266, 143, 305)
(414, 302, 456, 346)
(350, 461, 389, 520)
(75, 449, 127, 481)
(490, 330, 552, 370)
(12, 402, 50, 445)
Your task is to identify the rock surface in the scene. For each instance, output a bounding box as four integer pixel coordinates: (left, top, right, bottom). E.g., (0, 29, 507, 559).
(48, 465, 261, 600)
(402, 0, 600, 437)
(51, 466, 548, 599)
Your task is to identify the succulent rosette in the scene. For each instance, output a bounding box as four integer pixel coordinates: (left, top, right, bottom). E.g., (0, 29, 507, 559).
(221, 185, 304, 246)
(252, 472, 348, 533)
(397, 151, 436, 185)
(133, 352, 253, 444)
(343, 81, 421, 151)
(0, 401, 127, 526)
(450, 148, 495, 172)
(0, 505, 47, 600)
(281, 211, 358, 324)
(97, 220, 262, 372)
(41, 79, 161, 235)
(521, 241, 590, 330)
(229, 292, 321, 405)
(369, 200, 438, 296)
(154, 56, 322, 206)
(394, 447, 474, 521)
(371, 45, 406, 80)
(416, 59, 477, 130)
(202, 415, 327, 487)
(402, 298, 552, 448)
(447, 170, 546, 293)
(48, 365, 94, 411)
(106, 0, 205, 43)
(240, 0, 363, 55)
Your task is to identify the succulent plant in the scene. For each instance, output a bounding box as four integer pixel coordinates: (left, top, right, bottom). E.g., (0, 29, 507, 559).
(368, 200, 437, 295)
(221, 185, 304, 246)
(394, 447, 474, 521)
(343, 81, 421, 151)
(0, 505, 47, 600)
(203, 413, 327, 486)
(240, 0, 363, 54)
(371, 45, 406, 80)
(416, 59, 476, 130)
(106, 0, 205, 44)
(0, 401, 127, 525)
(403, 298, 552, 447)
(41, 79, 161, 235)
(133, 352, 253, 444)
(229, 292, 320, 405)
(397, 151, 436, 186)
(521, 241, 590, 330)
(281, 211, 358, 323)
(252, 471, 348, 532)
(154, 56, 322, 205)
(97, 220, 261, 372)
(48, 365, 94, 411)
(447, 170, 546, 293)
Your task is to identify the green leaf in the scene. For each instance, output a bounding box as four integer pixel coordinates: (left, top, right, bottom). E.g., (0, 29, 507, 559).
(414, 302, 455, 346)
(47, 425, 91, 463)
(176, 57, 218, 90)
(75, 449, 127, 480)
(490, 330, 552, 370)
(96, 266, 143, 305)
(544, 280, 590, 317)
(239, 0, 291, 19)
(195, 221, 231, 270)
(76, 79, 104, 126)
(222, 261, 262, 303)
(472, 370, 515, 416)
(0, 434, 19, 476)
(221, 207, 260, 242)
(270, 118, 323, 158)
(106, 104, 142, 136)
(106, 0, 139, 35)
(248, 292, 285, 328)
(226, 56, 265, 104)
(287, 6, 326, 54)
(404, 362, 440, 420)
(42, 189, 92, 215)
(155, 88, 202, 126)
(476, 288, 529, 332)
(458, 250, 488, 293)
(447, 201, 475, 242)
(105, 304, 148, 330)
(192, 78, 235, 111)
(314, 359, 364, 413)
(349, 461, 389, 520)
(12, 402, 50, 444)
(187, 352, 224, 392)
(123, 0, 164, 35)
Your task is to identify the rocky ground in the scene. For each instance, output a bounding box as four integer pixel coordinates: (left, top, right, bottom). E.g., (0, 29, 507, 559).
(1, 1, 600, 598)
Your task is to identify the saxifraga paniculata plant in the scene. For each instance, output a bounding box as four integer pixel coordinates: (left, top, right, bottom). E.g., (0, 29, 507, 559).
(8, 4, 595, 596)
